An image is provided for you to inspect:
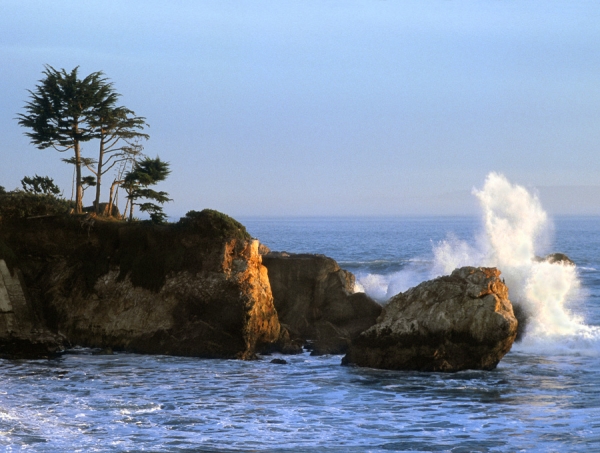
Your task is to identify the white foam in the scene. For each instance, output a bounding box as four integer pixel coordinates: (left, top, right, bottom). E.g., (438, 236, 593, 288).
(354, 270, 426, 301)
(433, 172, 598, 347)
(356, 172, 599, 351)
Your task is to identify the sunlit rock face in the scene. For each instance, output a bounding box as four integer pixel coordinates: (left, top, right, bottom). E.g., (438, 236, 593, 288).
(343, 267, 518, 372)
(263, 252, 382, 355)
(0, 214, 282, 360)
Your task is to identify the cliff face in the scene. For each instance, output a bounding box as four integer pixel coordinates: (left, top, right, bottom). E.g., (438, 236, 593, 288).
(0, 259, 62, 358)
(0, 214, 280, 359)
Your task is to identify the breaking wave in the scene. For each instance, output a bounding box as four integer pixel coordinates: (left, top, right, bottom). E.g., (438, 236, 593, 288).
(356, 172, 600, 349)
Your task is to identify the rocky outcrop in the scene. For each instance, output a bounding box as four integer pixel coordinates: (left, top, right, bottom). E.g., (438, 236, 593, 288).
(343, 267, 518, 372)
(262, 252, 382, 355)
(0, 211, 281, 359)
(0, 259, 62, 358)
(534, 253, 575, 266)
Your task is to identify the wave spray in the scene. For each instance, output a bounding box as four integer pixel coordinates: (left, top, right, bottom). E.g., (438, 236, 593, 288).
(356, 172, 599, 351)
(433, 172, 599, 351)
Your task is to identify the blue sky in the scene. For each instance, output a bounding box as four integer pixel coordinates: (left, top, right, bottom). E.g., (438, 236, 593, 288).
(1, 1, 599, 217)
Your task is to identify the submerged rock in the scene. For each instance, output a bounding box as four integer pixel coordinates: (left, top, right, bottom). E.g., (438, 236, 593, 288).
(343, 267, 518, 372)
(262, 252, 382, 355)
(270, 358, 287, 365)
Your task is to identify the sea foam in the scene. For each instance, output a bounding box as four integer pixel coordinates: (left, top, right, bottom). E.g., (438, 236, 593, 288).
(357, 172, 600, 350)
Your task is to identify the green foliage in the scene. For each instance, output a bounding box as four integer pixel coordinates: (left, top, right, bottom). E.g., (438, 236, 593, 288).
(124, 156, 172, 224)
(17, 65, 119, 213)
(18, 65, 117, 149)
(0, 191, 73, 220)
(138, 202, 168, 224)
(20, 175, 61, 195)
(178, 209, 250, 240)
(82, 175, 97, 187)
(0, 186, 6, 195)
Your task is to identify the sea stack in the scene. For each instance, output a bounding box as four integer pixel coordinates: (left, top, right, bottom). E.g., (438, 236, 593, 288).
(262, 252, 382, 355)
(343, 266, 518, 372)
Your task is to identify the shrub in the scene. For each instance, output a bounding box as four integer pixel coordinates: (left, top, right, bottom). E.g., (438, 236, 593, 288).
(0, 190, 73, 220)
(178, 209, 250, 240)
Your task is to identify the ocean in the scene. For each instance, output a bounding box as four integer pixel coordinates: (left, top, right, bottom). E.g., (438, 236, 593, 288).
(1, 175, 599, 452)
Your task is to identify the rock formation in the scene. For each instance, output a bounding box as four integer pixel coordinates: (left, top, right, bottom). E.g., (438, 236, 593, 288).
(534, 253, 575, 266)
(0, 259, 62, 358)
(0, 210, 282, 359)
(343, 267, 518, 372)
(262, 252, 382, 355)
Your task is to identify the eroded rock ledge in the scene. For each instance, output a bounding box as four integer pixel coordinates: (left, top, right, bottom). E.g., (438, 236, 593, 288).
(343, 266, 518, 372)
(0, 211, 281, 359)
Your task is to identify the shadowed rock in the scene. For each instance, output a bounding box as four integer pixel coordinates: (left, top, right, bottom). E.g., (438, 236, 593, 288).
(0, 211, 281, 359)
(343, 267, 518, 372)
(262, 252, 382, 355)
(534, 253, 575, 266)
(0, 259, 62, 359)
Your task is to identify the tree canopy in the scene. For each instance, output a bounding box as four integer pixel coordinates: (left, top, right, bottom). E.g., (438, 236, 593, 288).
(123, 157, 171, 223)
(18, 65, 118, 213)
(17, 65, 171, 222)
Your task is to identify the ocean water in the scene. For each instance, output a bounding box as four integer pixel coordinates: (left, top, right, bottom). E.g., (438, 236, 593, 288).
(1, 175, 600, 452)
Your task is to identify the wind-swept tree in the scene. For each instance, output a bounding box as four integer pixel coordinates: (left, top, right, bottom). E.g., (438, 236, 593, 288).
(87, 106, 149, 213)
(20, 175, 61, 195)
(17, 65, 117, 213)
(106, 141, 145, 217)
(123, 157, 171, 223)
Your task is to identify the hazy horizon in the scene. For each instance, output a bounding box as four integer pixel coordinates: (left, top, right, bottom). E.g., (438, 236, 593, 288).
(2, 1, 599, 218)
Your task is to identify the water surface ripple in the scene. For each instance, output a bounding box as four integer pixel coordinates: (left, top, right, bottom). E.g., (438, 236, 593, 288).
(1, 349, 599, 452)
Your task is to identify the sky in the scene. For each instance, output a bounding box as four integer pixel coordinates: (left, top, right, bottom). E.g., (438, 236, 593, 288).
(1, 0, 599, 218)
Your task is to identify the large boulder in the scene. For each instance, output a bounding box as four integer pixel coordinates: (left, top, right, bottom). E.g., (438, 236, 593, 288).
(262, 252, 382, 355)
(0, 210, 282, 359)
(343, 267, 518, 372)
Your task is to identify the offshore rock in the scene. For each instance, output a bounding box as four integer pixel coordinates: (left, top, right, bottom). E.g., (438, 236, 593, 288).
(0, 211, 281, 359)
(262, 252, 382, 355)
(534, 253, 575, 266)
(343, 267, 518, 372)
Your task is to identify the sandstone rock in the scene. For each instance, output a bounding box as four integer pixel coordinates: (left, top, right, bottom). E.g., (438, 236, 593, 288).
(343, 267, 518, 372)
(0, 212, 281, 360)
(262, 252, 382, 355)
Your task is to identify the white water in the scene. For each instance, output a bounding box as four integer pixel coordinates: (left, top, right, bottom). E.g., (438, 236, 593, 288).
(357, 172, 600, 350)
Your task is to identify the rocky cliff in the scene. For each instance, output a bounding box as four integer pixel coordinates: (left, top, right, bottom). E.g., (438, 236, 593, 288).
(0, 210, 281, 359)
(0, 258, 62, 358)
(343, 267, 518, 372)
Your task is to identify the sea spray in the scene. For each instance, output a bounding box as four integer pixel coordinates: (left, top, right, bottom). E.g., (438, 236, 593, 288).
(434, 173, 599, 347)
(355, 172, 599, 350)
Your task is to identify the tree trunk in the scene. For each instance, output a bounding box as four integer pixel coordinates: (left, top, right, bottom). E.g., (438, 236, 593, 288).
(129, 195, 134, 221)
(107, 179, 122, 217)
(74, 139, 83, 214)
(95, 135, 105, 214)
